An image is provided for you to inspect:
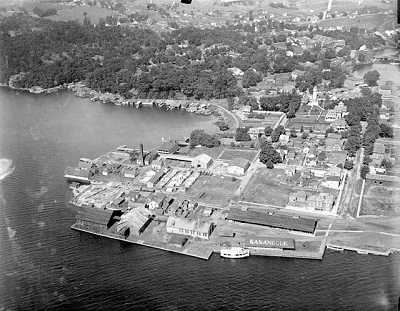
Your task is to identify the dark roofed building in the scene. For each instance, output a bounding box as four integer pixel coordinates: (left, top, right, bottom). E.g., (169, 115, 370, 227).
(64, 166, 94, 182)
(75, 207, 121, 232)
(226, 207, 317, 235)
(157, 142, 179, 155)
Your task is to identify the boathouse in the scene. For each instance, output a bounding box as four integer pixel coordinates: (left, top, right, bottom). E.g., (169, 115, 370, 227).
(226, 207, 317, 235)
(157, 142, 179, 155)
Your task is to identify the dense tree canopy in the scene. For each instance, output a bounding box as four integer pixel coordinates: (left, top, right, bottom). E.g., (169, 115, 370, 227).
(363, 70, 380, 87)
(259, 142, 282, 168)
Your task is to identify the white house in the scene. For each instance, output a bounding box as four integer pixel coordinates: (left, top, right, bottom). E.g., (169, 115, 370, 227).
(323, 176, 341, 189)
(192, 154, 213, 169)
(227, 158, 250, 176)
(148, 193, 166, 210)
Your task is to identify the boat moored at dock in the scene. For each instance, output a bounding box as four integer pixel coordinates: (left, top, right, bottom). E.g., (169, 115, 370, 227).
(220, 247, 250, 259)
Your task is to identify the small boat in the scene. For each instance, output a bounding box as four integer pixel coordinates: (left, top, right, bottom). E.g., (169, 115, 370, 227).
(327, 246, 344, 252)
(220, 247, 250, 259)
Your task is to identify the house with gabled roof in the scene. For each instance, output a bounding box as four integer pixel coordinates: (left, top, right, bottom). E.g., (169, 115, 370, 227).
(227, 158, 250, 176)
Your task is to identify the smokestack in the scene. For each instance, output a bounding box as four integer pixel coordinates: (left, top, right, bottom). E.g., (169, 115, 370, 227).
(140, 143, 144, 166)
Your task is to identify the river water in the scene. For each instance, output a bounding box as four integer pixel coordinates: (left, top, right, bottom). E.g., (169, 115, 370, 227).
(0, 88, 399, 310)
(353, 48, 400, 87)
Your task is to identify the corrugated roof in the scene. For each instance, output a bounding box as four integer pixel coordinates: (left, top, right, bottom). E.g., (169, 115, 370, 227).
(226, 207, 317, 234)
(76, 207, 114, 225)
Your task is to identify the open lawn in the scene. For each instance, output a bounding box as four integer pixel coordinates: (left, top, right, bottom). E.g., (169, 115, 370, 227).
(218, 148, 259, 162)
(320, 14, 393, 31)
(360, 196, 400, 216)
(187, 175, 240, 207)
(189, 146, 225, 159)
(241, 167, 291, 207)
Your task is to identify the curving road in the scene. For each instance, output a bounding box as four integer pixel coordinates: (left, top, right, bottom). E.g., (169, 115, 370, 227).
(211, 103, 241, 129)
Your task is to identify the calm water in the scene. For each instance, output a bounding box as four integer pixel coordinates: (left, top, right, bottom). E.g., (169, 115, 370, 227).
(353, 49, 400, 86)
(0, 88, 399, 311)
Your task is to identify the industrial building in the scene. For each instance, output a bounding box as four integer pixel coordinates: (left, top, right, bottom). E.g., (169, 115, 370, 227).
(116, 206, 153, 237)
(245, 236, 295, 250)
(75, 207, 122, 231)
(192, 154, 213, 169)
(166, 216, 214, 239)
(226, 207, 317, 235)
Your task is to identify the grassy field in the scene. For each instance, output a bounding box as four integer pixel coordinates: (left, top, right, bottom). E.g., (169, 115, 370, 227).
(187, 175, 240, 207)
(241, 167, 291, 206)
(218, 148, 259, 162)
(189, 146, 225, 159)
(360, 196, 400, 216)
(319, 14, 393, 30)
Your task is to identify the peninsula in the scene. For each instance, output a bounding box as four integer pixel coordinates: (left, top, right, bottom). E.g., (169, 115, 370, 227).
(2, 0, 399, 260)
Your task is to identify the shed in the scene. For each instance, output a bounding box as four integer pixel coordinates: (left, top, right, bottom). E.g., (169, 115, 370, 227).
(169, 234, 188, 248)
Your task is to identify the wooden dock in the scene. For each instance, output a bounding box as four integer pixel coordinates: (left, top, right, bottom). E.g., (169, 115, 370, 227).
(71, 225, 329, 261)
(71, 224, 213, 260)
(325, 243, 391, 256)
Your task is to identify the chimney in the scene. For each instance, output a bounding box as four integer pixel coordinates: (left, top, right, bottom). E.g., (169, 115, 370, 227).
(140, 143, 144, 166)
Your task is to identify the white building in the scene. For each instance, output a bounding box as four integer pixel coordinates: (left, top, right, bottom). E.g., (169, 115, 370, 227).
(166, 216, 213, 239)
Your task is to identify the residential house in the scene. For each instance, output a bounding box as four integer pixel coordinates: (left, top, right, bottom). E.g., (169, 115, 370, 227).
(241, 105, 252, 115)
(248, 127, 265, 139)
(378, 85, 392, 97)
(279, 134, 290, 144)
(324, 101, 347, 122)
(309, 192, 335, 212)
(324, 175, 341, 189)
(166, 216, 214, 239)
(311, 168, 326, 178)
(291, 69, 305, 80)
(326, 151, 348, 167)
(227, 158, 251, 176)
(369, 165, 386, 175)
(379, 105, 390, 121)
(283, 82, 296, 92)
(325, 138, 344, 152)
(285, 165, 296, 176)
(331, 119, 347, 132)
(148, 193, 166, 210)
